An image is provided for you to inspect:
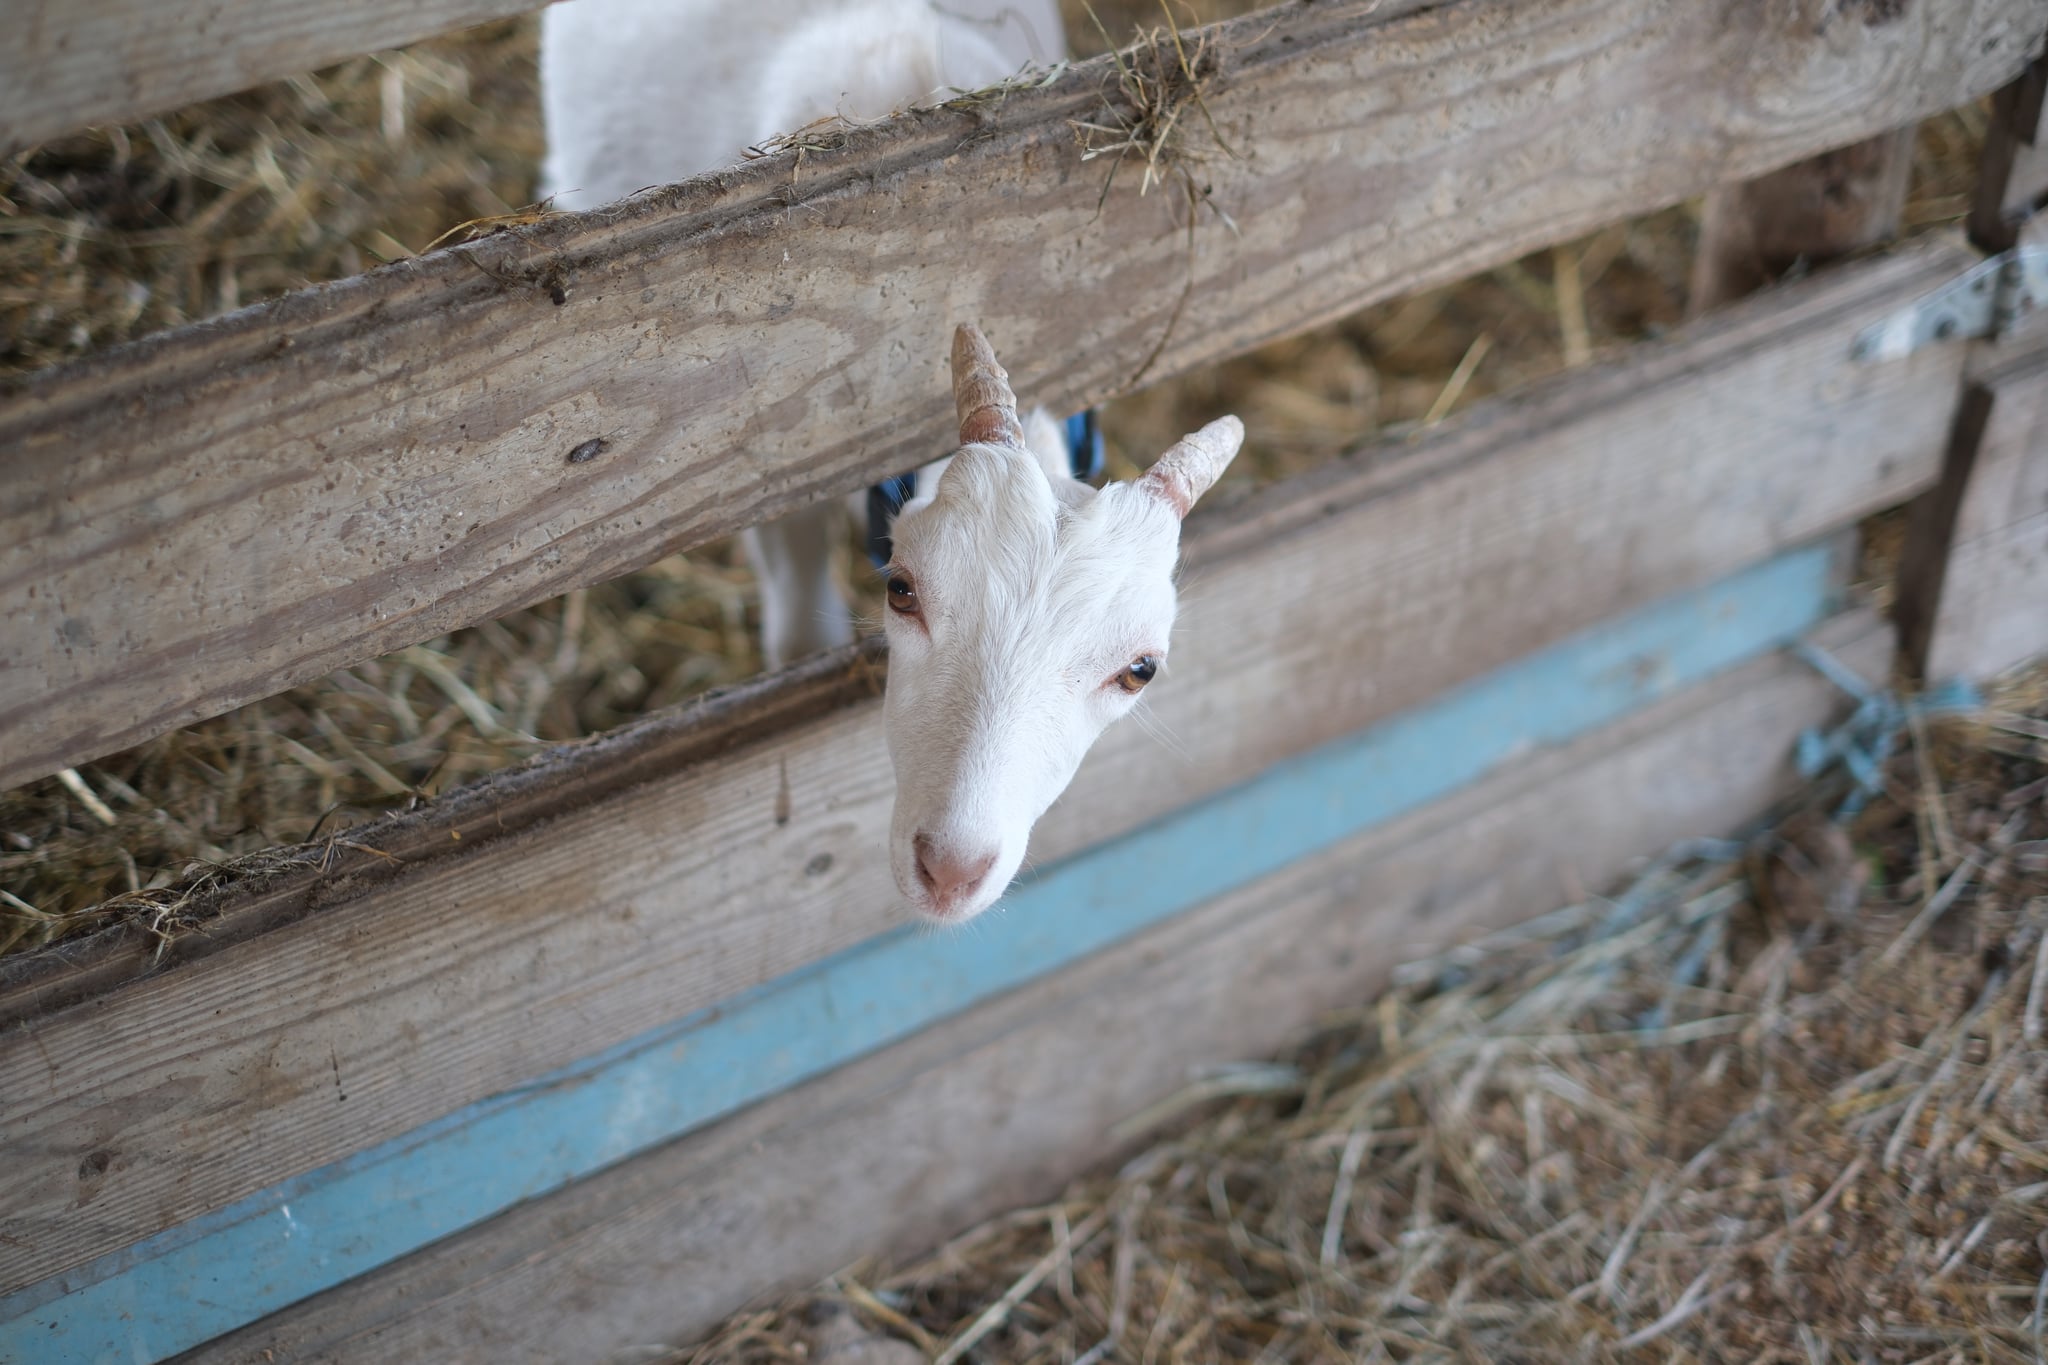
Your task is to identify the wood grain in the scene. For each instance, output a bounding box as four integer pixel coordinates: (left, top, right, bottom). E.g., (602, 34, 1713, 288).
(180, 613, 1892, 1365)
(1, 1, 550, 153)
(0, 243, 1973, 1297)
(2, 0, 2038, 790)
(1905, 326, 2048, 680)
(1931, 516, 2048, 681)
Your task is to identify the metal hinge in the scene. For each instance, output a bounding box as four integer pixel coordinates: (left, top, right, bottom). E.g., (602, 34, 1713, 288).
(1851, 246, 2048, 362)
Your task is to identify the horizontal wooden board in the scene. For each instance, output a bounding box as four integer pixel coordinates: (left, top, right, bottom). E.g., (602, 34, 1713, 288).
(179, 612, 1893, 1365)
(0, 245, 1971, 1300)
(4, 544, 1844, 1359)
(1934, 514, 2048, 679)
(0, 239, 1967, 1017)
(1924, 329, 2048, 680)
(2, 0, 2038, 790)
(0, 1, 550, 154)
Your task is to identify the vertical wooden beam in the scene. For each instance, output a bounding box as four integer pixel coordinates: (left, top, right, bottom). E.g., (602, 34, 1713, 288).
(1689, 130, 1916, 315)
(1897, 55, 2048, 682)
(1970, 55, 2048, 253)
(1896, 313, 2048, 682)
(1893, 382, 2001, 678)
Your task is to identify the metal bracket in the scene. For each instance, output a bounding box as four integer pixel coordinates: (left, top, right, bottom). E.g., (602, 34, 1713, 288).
(1851, 245, 2048, 362)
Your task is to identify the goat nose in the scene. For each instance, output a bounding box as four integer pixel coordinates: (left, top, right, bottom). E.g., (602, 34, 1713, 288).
(913, 833, 998, 913)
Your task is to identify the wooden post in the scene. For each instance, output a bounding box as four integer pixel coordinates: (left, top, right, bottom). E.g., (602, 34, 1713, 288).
(1689, 129, 1916, 315)
(1895, 236, 2048, 682)
(1895, 55, 2048, 682)
(1893, 381, 2001, 679)
(1969, 54, 2048, 253)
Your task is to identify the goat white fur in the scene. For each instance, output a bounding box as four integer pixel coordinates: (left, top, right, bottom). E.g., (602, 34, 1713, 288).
(542, 0, 1244, 922)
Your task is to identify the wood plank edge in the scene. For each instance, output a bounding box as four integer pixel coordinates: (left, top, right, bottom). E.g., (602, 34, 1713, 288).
(1189, 236, 1974, 563)
(0, 1, 1396, 415)
(2, 3, 558, 153)
(0, 639, 887, 1022)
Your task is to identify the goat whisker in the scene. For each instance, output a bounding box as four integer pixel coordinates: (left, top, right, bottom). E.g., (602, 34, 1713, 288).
(1129, 698, 1191, 765)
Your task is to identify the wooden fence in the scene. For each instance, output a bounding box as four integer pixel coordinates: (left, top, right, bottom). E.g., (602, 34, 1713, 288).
(3, 0, 2039, 791)
(2, 0, 2046, 1361)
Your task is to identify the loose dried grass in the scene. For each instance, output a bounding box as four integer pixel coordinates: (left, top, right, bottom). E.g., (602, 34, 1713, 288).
(1070, 2, 1233, 205)
(0, 19, 543, 375)
(674, 666, 2048, 1364)
(0, 553, 768, 954)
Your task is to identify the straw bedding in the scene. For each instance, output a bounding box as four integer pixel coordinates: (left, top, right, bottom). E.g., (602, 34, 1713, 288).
(674, 674, 2048, 1364)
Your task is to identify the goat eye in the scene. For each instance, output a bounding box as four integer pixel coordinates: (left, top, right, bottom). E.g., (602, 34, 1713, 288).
(886, 575, 919, 614)
(1116, 655, 1160, 693)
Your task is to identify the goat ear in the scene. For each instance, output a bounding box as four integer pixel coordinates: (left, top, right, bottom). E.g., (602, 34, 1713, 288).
(1137, 416, 1244, 519)
(951, 323, 1025, 449)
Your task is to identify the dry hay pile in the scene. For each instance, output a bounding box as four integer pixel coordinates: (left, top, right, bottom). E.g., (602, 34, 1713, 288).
(677, 671, 2048, 1365)
(0, 562, 762, 954)
(0, 4, 1991, 954)
(0, 21, 542, 376)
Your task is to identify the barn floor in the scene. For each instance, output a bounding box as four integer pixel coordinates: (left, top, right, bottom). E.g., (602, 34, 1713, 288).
(672, 669, 2048, 1365)
(0, 8, 1992, 951)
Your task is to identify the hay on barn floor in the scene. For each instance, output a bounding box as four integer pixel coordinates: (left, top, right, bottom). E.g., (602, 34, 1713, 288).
(0, 550, 770, 954)
(0, 2, 1992, 960)
(0, 20, 543, 376)
(674, 667, 2048, 1365)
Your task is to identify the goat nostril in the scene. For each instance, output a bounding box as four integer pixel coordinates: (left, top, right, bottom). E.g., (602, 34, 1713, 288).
(964, 851, 997, 886)
(911, 833, 997, 908)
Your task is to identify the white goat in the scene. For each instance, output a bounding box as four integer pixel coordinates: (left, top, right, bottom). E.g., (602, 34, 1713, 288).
(542, 0, 1244, 921)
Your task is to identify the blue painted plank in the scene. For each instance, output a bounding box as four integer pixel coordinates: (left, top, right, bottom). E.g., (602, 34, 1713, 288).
(0, 544, 1839, 1364)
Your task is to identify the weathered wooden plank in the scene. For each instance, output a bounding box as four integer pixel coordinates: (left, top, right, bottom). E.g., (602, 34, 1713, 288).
(1901, 324, 2048, 680)
(1037, 240, 1964, 857)
(6, 545, 1848, 1361)
(1970, 53, 2048, 252)
(0, 244, 1973, 1299)
(2, 0, 2038, 791)
(178, 612, 1891, 1365)
(0, 1, 552, 154)
(1931, 515, 2048, 680)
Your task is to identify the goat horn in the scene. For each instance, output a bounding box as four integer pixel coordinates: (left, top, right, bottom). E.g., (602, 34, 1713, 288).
(951, 323, 1025, 449)
(1138, 416, 1245, 519)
